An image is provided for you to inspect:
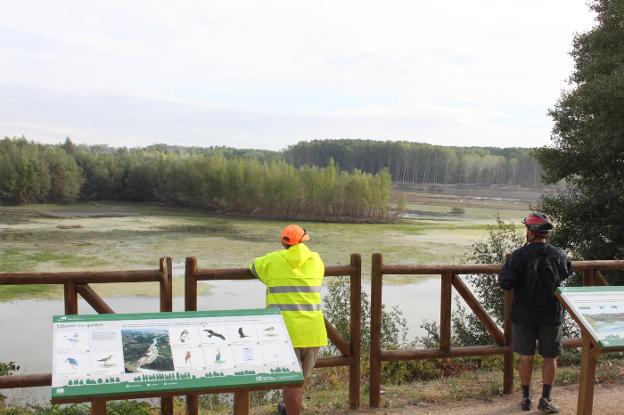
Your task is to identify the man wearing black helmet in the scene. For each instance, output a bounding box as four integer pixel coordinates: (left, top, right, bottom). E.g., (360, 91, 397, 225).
(499, 212, 572, 413)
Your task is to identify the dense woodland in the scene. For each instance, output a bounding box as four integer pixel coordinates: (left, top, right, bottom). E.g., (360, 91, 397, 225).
(0, 138, 392, 221)
(284, 139, 541, 186)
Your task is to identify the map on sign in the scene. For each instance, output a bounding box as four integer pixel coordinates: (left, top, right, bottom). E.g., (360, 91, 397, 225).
(557, 286, 624, 350)
(51, 308, 303, 400)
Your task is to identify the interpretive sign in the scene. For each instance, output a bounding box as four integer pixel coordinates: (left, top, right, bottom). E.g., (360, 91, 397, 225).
(556, 286, 624, 350)
(51, 308, 303, 401)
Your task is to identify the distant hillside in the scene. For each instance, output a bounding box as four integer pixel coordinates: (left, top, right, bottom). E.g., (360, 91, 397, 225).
(284, 139, 541, 187)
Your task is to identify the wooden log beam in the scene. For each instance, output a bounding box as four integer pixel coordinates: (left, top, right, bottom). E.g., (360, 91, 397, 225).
(381, 345, 511, 361)
(369, 253, 383, 408)
(382, 263, 501, 275)
(160, 257, 173, 313)
(325, 317, 351, 357)
(349, 253, 362, 410)
(76, 284, 115, 314)
(0, 270, 162, 285)
(562, 337, 582, 348)
(440, 272, 452, 352)
(64, 282, 78, 314)
(194, 265, 357, 280)
(452, 275, 505, 345)
(0, 373, 51, 388)
(315, 356, 353, 368)
(594, 270, 609, 286)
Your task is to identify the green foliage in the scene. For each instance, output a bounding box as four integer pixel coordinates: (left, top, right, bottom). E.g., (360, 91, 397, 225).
(0, 362, 18, 377)
(536, 0, 624, 272)
(0, 401, 152, 415)
(285, 139, 541, 186)
(323, 279, 407, 353)
(0, 138, 394, 222)
(419, 215, 524, 347)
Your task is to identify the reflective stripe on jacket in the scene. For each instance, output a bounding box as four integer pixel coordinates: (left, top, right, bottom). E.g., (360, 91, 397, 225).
(250, 243, 327, 348)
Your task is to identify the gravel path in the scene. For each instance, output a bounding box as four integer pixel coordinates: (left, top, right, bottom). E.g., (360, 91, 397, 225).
(362, 382, 624, 414)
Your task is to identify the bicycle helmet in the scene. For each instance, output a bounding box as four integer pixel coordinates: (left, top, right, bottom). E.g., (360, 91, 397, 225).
(522, 211, 553, 234)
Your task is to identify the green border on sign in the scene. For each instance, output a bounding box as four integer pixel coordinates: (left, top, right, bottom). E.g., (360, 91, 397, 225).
(53, 307, 279, 323)
(557, 286, 624, 349)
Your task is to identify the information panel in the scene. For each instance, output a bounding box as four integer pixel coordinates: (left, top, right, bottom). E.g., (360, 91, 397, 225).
(557, 286, 624, 349)
(51, 308, 303, 400)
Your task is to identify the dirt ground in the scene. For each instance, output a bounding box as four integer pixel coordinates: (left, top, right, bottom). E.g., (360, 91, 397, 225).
(364, 382, 624, 414)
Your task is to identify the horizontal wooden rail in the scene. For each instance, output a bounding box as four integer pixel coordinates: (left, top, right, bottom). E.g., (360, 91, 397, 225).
(0, 270, 163, 284)
(194, 264, 357, 280)
(315, 356, 353, 368)
(382, 345, 511, 361)
(0, 374, 51, 389)
(381, 260, 624, 275)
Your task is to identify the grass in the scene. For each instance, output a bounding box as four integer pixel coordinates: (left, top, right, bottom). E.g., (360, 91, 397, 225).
(0, 191, 528, 301)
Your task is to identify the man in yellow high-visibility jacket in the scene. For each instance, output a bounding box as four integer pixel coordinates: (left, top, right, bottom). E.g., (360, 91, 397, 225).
(250, 224, 327, 415)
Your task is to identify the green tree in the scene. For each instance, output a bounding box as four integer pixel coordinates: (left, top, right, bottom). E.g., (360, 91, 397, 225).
(536, 0, 624, 270)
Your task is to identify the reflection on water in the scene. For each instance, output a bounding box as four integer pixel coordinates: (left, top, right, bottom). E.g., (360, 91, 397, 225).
(0, 277, 446, 405)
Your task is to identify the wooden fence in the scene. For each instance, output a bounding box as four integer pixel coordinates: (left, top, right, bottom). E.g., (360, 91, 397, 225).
(368, 254, 624, 408)
(183, 253, 362, 414)
(0, 258, 173, 414)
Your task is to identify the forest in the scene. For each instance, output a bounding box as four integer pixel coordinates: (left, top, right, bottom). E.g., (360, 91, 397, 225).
(0, 137, 392, 221)
(284, 139, 541, 186)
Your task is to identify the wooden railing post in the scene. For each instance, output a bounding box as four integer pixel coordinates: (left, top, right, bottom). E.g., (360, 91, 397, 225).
(159, 257, 173, 313)
(369, 253, 383, 408)
(349, 253, 361, 409)
(184, 257, 199, 415)
(159, 257, 174, 415)
(64, 282, 78, 314)
(233, 391, 250, 415)
(440, 272, 452, 352)
(583, 269, 594, 286)
(503, 289, 514, 393)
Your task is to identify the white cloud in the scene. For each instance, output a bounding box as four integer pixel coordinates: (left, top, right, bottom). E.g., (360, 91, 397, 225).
(0, 0, 596, 149)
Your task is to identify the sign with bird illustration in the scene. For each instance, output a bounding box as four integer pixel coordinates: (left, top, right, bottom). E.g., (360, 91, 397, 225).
(51, 308, 303, 402)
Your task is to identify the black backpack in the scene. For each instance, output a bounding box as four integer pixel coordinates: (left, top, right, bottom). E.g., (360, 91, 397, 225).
(526, 245, 561, 312)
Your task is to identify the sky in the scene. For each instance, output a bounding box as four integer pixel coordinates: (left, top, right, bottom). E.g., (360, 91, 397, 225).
(0, 1, 597, 150)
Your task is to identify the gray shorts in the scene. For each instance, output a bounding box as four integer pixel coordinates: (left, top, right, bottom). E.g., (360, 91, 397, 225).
(512, 323, 562, 358)
(294, 347, 319, 380)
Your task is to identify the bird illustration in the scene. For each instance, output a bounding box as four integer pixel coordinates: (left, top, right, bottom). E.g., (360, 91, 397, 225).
(97, 355, 113, 363)
(185, 351, 192, 364)
(65, 334, 79, 344)
(179, 329, 189, 343)
(65, 357, 79, 369)
(203, 329, 226, 341)
(238, 327, 250, 338)
(263, 326, 276, 335)
(215, 350, 222, 363)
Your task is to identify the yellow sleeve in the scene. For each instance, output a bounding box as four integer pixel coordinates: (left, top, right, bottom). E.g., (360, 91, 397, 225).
(250, 255, 269, 285)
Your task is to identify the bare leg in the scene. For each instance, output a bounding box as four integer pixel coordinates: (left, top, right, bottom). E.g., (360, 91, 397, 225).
(518, 354, 534, 387)
(283, 386, 303, 415)
(542, 357, 557, 385)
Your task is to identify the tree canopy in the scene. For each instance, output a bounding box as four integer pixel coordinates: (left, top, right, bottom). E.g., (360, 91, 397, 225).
(537, 0, 624, 261)
(285, 139, 541, 186)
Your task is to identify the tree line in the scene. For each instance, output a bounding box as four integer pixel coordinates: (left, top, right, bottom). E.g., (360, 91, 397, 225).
(0, 137, 392, 221)
(284, 139, 541, 187)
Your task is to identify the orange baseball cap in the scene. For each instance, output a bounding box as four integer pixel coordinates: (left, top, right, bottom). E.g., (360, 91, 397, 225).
(280, 224, 310, 246)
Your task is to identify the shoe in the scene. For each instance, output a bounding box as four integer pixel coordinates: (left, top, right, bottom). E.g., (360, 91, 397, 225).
(277, 401, 287, 415)
(538, 397, 560, 413)
(520, 396, 532, 411)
